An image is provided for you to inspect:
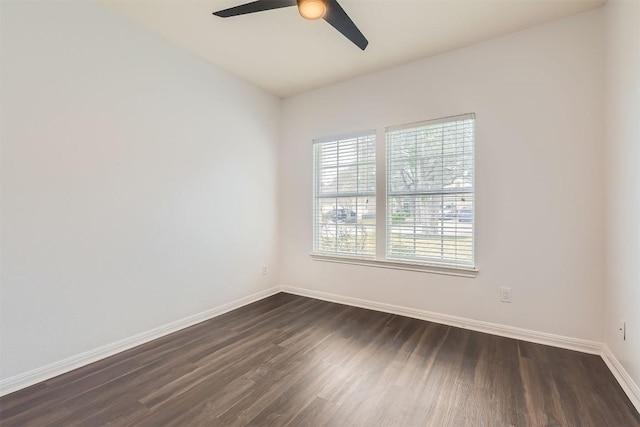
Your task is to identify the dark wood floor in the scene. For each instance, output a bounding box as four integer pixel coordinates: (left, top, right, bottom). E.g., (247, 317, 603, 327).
(1, 293, 638, 426)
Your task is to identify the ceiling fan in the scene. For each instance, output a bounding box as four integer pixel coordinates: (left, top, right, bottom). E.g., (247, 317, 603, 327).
(212, 0, 368, 50)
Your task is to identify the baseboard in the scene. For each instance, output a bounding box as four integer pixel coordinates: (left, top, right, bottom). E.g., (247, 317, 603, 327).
(279, 286, 640, 412)
(4, 283, 635, 414)
(601, 345, 640, 413)
(279, 285, 602, 355)
(0, 286, 280, 397)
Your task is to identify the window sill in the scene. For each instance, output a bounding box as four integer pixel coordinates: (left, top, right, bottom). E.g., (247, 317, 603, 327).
(310, 253, 477, 278)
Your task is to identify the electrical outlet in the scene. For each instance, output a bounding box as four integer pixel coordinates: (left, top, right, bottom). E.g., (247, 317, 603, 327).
(500, 287, 511, 303)
(619, 320, 626, 340)
(262, 266, 267, 276)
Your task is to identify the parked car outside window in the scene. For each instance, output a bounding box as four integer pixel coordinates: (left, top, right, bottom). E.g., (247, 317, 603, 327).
(458, 206, 473, 222)
(327, 208, 357, 223)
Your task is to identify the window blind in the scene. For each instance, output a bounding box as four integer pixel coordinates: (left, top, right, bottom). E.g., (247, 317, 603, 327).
(386, 114, 475, 267)
(313, 132, 376, 256)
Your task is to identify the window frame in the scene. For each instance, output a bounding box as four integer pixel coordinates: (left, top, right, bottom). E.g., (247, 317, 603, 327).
(311, 114, 477, 277)
(312, 130, 377, 258)
(385, 114, 475, 269)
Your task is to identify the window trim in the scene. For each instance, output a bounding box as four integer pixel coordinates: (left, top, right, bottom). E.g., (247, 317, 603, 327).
(310, 252, 478, 278)
(311, 113, 477, 275)
(312, 130, 378, 257)
(385, 113, 476, 269)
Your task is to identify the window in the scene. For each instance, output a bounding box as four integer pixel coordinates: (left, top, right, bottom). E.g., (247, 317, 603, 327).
(313, 132, 376, 257)
(312, 113, 475, 273)
(387, 114, 475, 268)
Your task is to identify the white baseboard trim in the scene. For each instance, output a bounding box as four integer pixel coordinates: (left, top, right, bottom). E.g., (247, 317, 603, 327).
(280, 285, 603, 355)
(4, 283, 637, 416)
(0, 286, 280, 397)
(601, 345, 640, 413)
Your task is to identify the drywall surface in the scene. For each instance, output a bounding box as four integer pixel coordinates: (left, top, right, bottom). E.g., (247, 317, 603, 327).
(0, 1, 280, 379)
(280, 10, 605, 342)
(604, 0, 640, 387)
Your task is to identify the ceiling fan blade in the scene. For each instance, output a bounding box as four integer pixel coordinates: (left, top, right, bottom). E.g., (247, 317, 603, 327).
(213, 0, 297, 18)
(323, 0, 368, 50)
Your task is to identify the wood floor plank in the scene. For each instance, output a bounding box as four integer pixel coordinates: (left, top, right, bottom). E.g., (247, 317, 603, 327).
(1, 293, 639, 426)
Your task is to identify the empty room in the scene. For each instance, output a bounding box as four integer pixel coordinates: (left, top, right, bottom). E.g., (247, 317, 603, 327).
(1, 0, 639, 425)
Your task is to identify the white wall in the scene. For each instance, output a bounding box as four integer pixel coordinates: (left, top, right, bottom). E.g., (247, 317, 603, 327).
(0, 0, 620, 393)
(0, 1, 280, 380)
(604, 0, 640, 388)
(280, 10, 605, 342)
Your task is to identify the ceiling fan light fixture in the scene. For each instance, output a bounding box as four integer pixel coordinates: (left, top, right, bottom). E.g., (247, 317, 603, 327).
(212, 0, 368, 50)
(297, 0, 327, 20)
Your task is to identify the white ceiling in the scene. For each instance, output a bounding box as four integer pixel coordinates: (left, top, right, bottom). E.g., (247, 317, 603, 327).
(102, 0, 605, 98)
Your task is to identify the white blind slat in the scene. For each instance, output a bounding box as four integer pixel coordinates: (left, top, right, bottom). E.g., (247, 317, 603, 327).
(386, 114, 475, 267)
(313, 132, 376, 256)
